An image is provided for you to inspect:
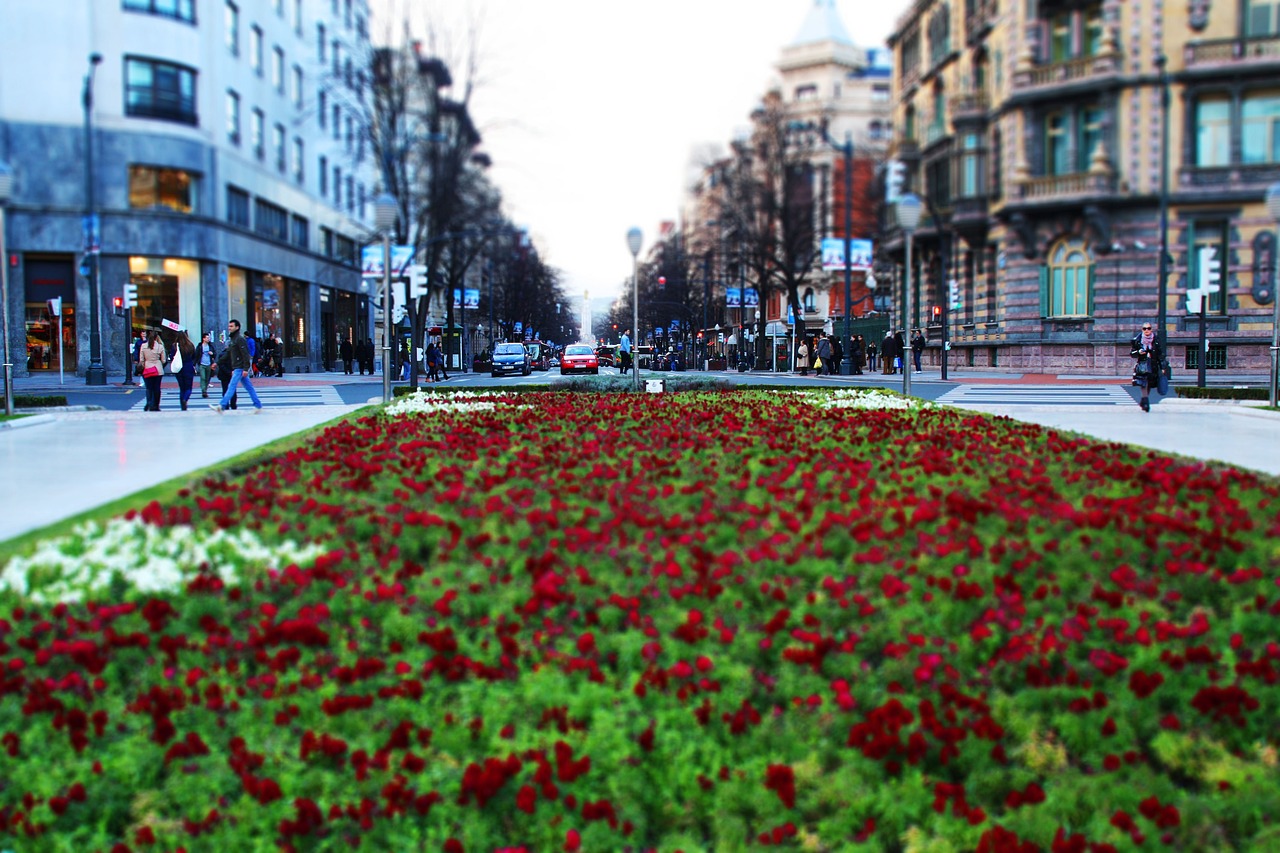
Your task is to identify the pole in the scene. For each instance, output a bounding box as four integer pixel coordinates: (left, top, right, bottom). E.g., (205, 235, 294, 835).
(83, 56, 106, 385)
(841, 134, 854, 376)
(0, 203, 12, 416)
(124, 307, 134, 385)
(57, 308, 64, 385)
(632, 253, 640, 391)
(903, 232, 914, 397)
(1197, 296, 1207, 388)
(1156, 53, 1171, 362)
(381, 231, 391, 404)
(1271, 222, 1279, 408)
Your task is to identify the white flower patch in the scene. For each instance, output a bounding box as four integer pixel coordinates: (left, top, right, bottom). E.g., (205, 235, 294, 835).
(385, 393, 519, 417)
(0, 517, 325, 603)
(817, 389, 927, 411)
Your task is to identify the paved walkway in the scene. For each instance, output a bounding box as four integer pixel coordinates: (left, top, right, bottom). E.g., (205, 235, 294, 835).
(0, 404, 371, 542)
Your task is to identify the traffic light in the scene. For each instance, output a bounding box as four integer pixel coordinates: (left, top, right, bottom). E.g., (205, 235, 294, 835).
(932, 305, 941, 319)
(948, 278, 961, 312)
(885, 160, 906, 203)
(408, 264, 428, 299)
(123, 282, 138, 309)
(112, 296, 125, 317)
(1188, 245, 1220, 314)
(658, 276, 666, 290)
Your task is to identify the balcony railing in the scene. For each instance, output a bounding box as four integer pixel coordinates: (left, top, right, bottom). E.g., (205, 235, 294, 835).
(1014, 170, 1116, 201)
(1012, 51, 1121, 93)
(1184, 35, 1280, 67)
(924, 123, 951, 146)
(949, 91, 990, 122)
(965, 0, 998, 44)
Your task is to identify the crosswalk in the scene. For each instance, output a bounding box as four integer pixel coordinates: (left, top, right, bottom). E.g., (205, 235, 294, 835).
(936, 384, 1135, 408)
(129, 384, 345, 411)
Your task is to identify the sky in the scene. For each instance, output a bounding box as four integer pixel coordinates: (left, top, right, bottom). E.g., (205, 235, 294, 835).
(372, 0, 908, 305)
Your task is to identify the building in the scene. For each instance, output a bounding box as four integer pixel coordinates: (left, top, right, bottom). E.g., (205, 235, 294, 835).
(682, 0, 893, 366)
(0, 0, 377, 380)
(886, 0, 1280, 375)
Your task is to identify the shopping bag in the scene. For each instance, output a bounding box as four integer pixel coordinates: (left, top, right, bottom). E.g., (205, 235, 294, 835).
(813, 357, 823, 370)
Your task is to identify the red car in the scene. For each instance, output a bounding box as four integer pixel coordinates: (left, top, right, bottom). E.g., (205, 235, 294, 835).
(559, 343, 599, 375)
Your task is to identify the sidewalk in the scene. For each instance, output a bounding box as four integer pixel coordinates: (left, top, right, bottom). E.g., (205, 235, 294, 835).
(0, 404, 370, 543)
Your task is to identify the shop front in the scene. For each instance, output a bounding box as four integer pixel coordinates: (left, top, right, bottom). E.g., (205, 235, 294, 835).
(24, 256, 77, 374)
(128, 256, 202, 351)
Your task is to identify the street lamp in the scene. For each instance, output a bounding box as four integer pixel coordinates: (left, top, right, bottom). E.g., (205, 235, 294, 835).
(0, 160, 14, 415)
(1155, 53, 1171, 356)
(896, 194, 923, 397)
(626, 227, 642, 391)
(374, 193, 397, 404)
(1266, 182, 1280, 408)
(83, 52, 105, 385)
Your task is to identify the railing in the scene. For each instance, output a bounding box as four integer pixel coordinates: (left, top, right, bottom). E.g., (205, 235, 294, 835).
(1185, 35, 1280, 66)
(1013, 51, 1121, 91)
(901, 63, 921, 91)
(949, 91, 990, 120)
(1015, 171, 1115, 200)
(965, 0, 998, 43)
(924, 123, 951, 146)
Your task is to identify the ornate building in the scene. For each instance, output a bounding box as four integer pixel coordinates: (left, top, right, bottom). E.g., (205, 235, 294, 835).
(886, 0, 1280, 375)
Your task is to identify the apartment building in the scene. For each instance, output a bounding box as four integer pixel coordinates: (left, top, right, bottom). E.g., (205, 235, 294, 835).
(0, 0, 377, 379)
(886, 0, 1280, 375)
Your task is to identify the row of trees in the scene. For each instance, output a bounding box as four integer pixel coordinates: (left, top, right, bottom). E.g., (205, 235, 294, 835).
(339, 23, 567, 386)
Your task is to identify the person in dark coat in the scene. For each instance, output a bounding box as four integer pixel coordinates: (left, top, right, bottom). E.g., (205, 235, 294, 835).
(816, 335, 833, 376)
(340, 338, 354, 374)
(1131, 322, 1164, 412)
(215, 345, 238, 409)
(172, 330, 197, 411)
(830, 335, 844, 376)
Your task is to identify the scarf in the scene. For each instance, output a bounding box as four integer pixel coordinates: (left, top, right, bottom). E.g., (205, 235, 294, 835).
(1140, 329, 1155, 350)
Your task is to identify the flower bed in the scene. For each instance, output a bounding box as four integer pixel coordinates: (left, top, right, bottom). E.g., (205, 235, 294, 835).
(1, 391, 1278, 851)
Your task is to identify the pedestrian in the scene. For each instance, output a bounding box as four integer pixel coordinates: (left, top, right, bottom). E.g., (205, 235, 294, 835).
(355, 339, 366, 375)
(274, 336, 286, 376)
(893, 330, 906, 374)
(619, 329, 633, 374)
(130, 330, 146, 386)
(340, 337, 354, 375)
(830, 335, 843, 376)
(881, 331, 894, 374)
(849, 335, 863, 375)
(245, 334, 258, 377)
(865, 337, 875, 376)
(816, 335, 833, 376)
(211, 319, 262, 413)
(796, 338, 810, 376)
(434, 341, 450, 380)
(911, 329, 926, 374)
(171, 329, 197, 411)
(196, 332, 216, 398)
(215, 343, 238, 409)
(425, 341, 441, 381)
(137, 330, 167, 411)
(1131, 321, 1163, 412)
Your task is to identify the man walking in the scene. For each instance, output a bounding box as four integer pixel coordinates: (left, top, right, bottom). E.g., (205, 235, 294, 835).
(619, 329, 633, 374)
(816, 335, 833, 376)
(210, 319, 263, 413)
(911, 329, 926, 374)
(340, 337, 354, 375)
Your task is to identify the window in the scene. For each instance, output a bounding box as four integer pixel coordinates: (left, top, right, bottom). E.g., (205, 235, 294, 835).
(318, 25, 327, 61)
(226, 90, 240, 144)
(128, 165, 197, 213)
(345, 115, 353, 151)
(273, 123, 286, 172)
(123, 0, 195, 24)
(872, 84, 890, 104)
(291, 65, 303, 107)
(291, 214, 309, 249)
(345, 175, 354, 213)
(1186, 344, 1228, 370)
(1196, 96, 1232, 167)
(344, 57, 353, 89)
(332, 103, 341, 140)
(1045, 105, 1104, 174)
(1243, 92, 1280, 164)
(358, 183, 366, 218)
(958, 132, 984, 197)
(292, 137, 304, 183)
(1189, 222, 1228, 314)
(318, 90, 327, 127)
(795, 84, 818, 102)
(226, 185, 250, 226)
(332, 40, 340, 79)
(1081, 107, 1104, 166)
(319, 155, 328, 195)
(251, 108, 264, 159)
(255, 199, 288, 241)
(125, 57, 197, 125)
(250, 25, 263, 75)
(335, 234, 356, 266)
(344, 0, 352, 29)
(272, 47, 285, 93)
(226, 2, 239, 55)
(904, 105, 917, 141)
(1046, 112, 1069, 174)
(1041, 238, 1093, 317)
(272, 0, 283, 16)
(321, 226, 334, 257)
(802, 288, 817, 312)
(333, 166, 342, 207)
(292, 0, 302, 34)
(1247, 0, 1280, 36)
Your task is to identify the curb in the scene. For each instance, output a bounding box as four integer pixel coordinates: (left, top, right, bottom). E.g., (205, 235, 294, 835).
(14, 405, 105, 413)
(0, 414, 56, 430)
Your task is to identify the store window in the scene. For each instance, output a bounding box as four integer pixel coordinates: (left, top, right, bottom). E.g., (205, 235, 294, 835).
(130, 273, 181, 342)
(287, 281, 308, 358)
(23, 258, 76, 373)
(255, 273, 284, 343)
(128, 165, 197, 213)
(1040, 238, 1093, 317)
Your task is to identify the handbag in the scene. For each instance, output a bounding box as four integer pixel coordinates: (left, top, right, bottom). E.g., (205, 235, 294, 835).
(142, 364, 161, 378)
(171, 348, 184, 373)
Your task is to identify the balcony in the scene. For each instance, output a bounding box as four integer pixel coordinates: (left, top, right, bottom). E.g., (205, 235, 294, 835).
(965, 0, 998, 45)
(949, 91, 990, 124)
(1012, 170, 1116, 202)
(1184, 36, 1280, 70)
(1178, 162, 1280, 192)
(924, 122, 951, 149)
(892, 138, 921, 163)
(1010, 50, 1122, 102)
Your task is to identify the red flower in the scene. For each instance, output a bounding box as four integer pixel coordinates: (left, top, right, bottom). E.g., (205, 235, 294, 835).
(764, 763, 796, 809)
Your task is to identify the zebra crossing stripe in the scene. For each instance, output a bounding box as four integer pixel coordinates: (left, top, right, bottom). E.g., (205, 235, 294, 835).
(129, 386, 344, 410)
(936, 385, 1133, 406)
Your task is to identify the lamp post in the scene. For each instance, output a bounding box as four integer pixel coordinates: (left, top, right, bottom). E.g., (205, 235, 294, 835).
(1155, 53, 1171, 357)
(627, 227, 642, 391)
(1266, 183, 1280, 408)
(374, 193, 397, 404)
(896, 194, 923, 397)
(83, 52, 105, 385)
(0, 160, 13, 415)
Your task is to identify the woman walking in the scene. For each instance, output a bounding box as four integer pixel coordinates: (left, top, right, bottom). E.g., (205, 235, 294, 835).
(196, 332, 216, 398)
(795, 338, 810, 377)
(1131, 322, 1163, 412)
(137, 330, 167, 411)
(172, 330, 197, 411)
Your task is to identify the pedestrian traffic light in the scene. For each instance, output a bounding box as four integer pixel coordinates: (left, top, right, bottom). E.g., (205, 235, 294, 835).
(112, 296, 124, 317)
(123, 282, 138, 309)
(885, 160, 906, 204)
(408, 264, 428, 299)
(932, 305, 941, 319)
(948, 278, 961, 311)
(1188, 245, 1220, 314)
(658, 276, 666, 289)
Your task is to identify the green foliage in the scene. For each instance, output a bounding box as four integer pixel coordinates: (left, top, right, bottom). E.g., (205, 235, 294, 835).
(1173, 385, 1268, 400)
(13, 394, 67, 407)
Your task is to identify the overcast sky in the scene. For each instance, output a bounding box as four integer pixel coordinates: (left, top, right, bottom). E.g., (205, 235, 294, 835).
(372, 0, 907, 304)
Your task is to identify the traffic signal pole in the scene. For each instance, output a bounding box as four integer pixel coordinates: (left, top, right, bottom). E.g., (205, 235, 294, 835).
(124, 307, 133, 385)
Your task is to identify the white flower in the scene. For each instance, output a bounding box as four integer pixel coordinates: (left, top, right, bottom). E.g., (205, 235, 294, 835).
(0, 517, 326, 603)
(816, 389, 927, 411)
(384, 393, 525, 417)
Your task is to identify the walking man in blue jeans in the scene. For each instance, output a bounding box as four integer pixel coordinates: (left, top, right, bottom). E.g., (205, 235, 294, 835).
(210, 319, 263, 413)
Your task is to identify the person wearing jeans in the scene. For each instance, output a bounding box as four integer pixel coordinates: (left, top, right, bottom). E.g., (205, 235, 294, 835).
(211, 319, 262, 412)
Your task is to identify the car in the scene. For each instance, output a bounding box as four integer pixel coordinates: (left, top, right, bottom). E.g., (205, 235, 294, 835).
(559, 343, 599, 375)
(490, 342, 531, 377)
(594, 346, 616, 368)
(524, 341, 554, 371)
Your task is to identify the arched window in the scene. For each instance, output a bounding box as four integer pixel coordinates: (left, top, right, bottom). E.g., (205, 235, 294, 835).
(1041, 238, 1094, 317)
(803, 288, 817, 312)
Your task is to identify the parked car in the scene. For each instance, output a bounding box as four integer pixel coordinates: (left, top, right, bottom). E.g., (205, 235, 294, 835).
(559, 343, 599, 375)
(490, 342, 531, 377)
